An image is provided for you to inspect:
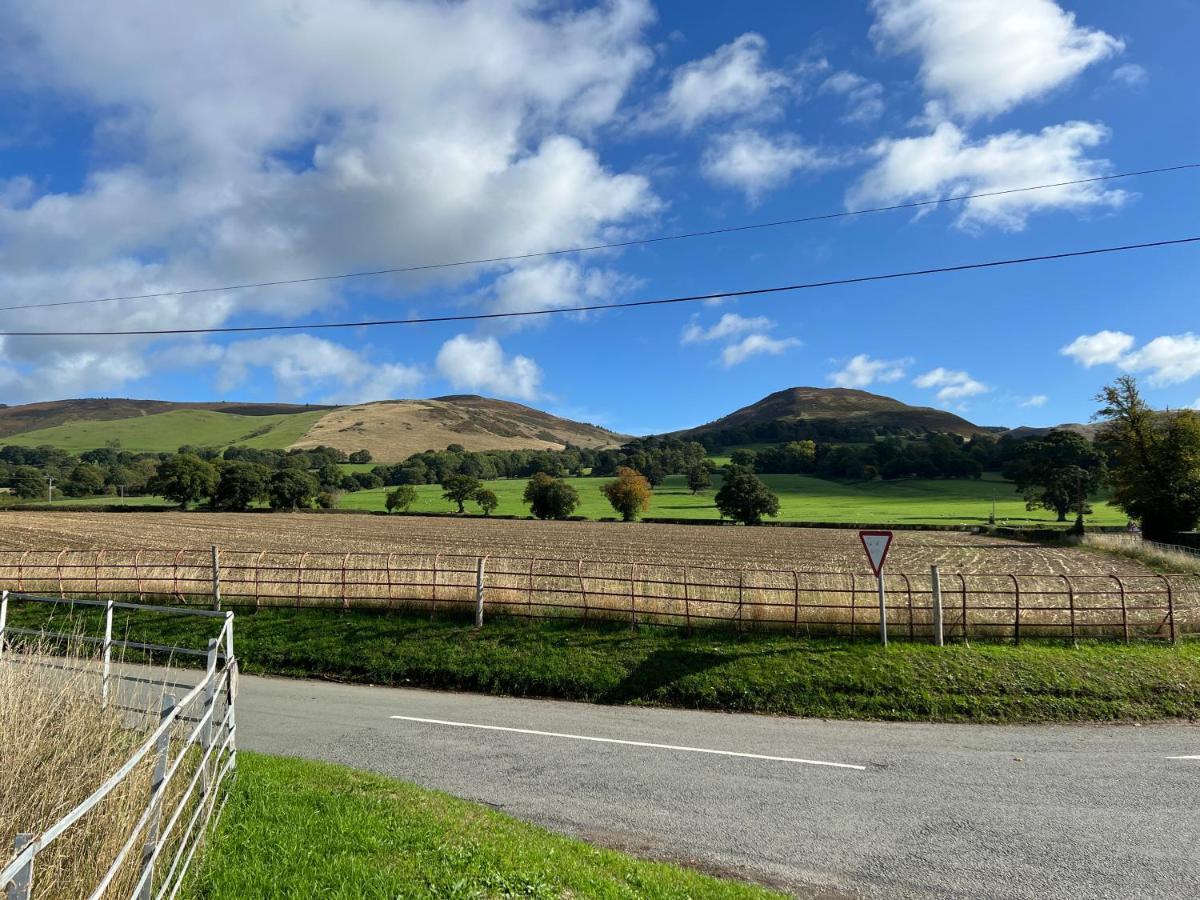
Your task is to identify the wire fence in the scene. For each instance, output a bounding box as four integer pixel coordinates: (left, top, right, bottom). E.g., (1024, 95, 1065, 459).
(0, 591, 236, 900)
(0, 548, 1195, 642)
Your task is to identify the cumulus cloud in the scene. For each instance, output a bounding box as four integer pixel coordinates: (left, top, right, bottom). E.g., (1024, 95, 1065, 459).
(849, 120, 1126, 230)
(820, 71, 885, 125)
(1059, 330, 1136, 367)
(702, 130, 840, 203)
(913, 367, 987, 402)
(680, 313, 773, 344)
(0, 0, 659, 400)
(214, 335, 423, 403)
(720, 334, 802, 368)
(650, 33, 790, 130)
(1111, 63, 1148, 87)
(870, 0, 1123, 119)
(829, 354, 911, 389)
(436, 334, 541, 400)
(1119, 334, 1200, 387)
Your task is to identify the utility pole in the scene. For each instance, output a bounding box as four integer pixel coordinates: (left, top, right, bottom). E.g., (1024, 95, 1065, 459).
(46, 475, 54, 504)
(988, 491, 996, 525)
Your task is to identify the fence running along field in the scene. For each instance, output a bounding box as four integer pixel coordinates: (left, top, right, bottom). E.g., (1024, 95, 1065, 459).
(0, 548, 1195, 643)
(0, 592, 236, 900)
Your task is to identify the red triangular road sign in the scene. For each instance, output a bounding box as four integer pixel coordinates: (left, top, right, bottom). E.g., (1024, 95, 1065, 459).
(859, 530, 893, 576)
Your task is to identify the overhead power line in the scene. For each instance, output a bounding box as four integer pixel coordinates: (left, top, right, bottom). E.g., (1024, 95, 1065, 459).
(3, 235, 1196, 337)
(0, 162, 1197, 315)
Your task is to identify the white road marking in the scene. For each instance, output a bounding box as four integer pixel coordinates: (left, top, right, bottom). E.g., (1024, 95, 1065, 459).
(1165, 755, 1200, 760)
(389, 715, 867, 770)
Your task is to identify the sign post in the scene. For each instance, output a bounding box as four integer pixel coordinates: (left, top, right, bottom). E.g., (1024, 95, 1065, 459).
(859, 530, 894, 646)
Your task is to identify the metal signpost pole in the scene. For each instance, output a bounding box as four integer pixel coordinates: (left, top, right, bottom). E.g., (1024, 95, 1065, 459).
(859, 531, 894, 648)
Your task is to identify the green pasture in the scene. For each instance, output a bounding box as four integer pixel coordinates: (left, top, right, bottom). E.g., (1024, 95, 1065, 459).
(2, 409, 325, 454)
(341, 471, 1126, 526)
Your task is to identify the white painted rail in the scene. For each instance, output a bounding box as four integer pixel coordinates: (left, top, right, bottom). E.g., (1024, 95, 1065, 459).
(0, 591, 237, 900)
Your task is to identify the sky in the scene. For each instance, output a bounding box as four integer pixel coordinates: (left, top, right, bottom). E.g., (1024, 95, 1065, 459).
(0, 0, 1197, 435)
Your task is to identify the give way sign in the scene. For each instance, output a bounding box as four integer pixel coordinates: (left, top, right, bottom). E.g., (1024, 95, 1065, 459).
(859, 530, 893, 576)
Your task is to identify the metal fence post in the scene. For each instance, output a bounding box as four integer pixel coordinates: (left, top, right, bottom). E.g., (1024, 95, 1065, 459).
(199, 639, 218, 804)
(475, 557, 486, 628)
(101, 599, 114, 709)
(930, 565, 944, 647)
(0, 589, 8, 661)
(9, 834, 34, 900)
(138, 693, 175, 900)
(210, 545, 221, 612)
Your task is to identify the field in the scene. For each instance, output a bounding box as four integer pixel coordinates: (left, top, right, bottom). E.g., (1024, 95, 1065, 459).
(0, 509, 1142, 573)
(340, 472, 1127, 527)
(0, 409, 327, 454)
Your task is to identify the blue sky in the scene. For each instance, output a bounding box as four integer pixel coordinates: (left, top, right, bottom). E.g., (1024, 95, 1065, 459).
(0, 0, 1197, 434)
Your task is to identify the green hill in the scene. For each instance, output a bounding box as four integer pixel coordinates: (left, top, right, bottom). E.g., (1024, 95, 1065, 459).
(1, 408, 326, 454)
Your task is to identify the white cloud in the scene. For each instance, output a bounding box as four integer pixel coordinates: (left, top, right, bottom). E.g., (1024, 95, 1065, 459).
(652, 33, 790, 131)
(1020, 395, 1049, 408)
(870, 0, 1123, 119)
(1060, 330, 1136, 367)
(849, 120, 1126, 230)
(215, 335, 423, 403)
(720, 334, 801, 368)
(436, 334, 541, 401)
(820, 71, 885, 125)
(829, 354, 911, 389)
(913, 367, 988, 402)
(681, 313, 773, 344)
(1119, 334, 1200, 387)
(1112, 63, 1148, 87)
(702, 130, 840, 203)
(0, 0, 659, 399)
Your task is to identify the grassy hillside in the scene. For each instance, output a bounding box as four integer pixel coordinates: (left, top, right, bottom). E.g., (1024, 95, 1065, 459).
(2, 409, 326, 453)
(342, 471, 1126, 526)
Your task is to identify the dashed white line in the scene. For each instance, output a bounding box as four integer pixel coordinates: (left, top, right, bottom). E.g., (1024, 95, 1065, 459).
(1165, 755, 1200, 761)
(388, 715, 867, 770)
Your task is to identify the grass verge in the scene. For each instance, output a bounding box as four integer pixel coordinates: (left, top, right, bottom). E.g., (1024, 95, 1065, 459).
(184, 752, 781, 899)
(15, 604, 1200, 723)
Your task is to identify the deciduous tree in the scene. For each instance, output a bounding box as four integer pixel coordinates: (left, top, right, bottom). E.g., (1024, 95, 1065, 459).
(268, 468, 319, 511)
(523, 473, 579, 520)
(475, 488, 499, 516)
(148, 454, 218, 509)
(1003, 431, 1106, 523)
(213, 462, 271, 511)
(441, 474, 482, 514)
(685, 464, 712, 494)
(601, 467, 652, 522)
(385, 484, 417, 513)
(715, 468, 779, 525)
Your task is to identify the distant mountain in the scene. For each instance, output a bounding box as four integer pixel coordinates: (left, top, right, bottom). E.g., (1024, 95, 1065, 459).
(291, 396, 627, 462)
(0, 395, 627, 462)
(1000, 423, 1103, 441)
(672, 387, 990, 440)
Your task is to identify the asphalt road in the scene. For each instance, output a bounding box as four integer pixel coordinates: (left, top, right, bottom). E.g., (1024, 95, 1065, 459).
(228, 673, 1200, 899)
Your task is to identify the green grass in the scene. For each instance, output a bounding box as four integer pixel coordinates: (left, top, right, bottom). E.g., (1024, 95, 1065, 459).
(343, 471, 1126, 527)
(185, 753, 779, 899)
(21, 606, 1198, 723)
(2, 409, 326, 454)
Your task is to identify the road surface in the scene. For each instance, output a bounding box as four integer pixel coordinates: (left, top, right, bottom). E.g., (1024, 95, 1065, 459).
(229, 672, 1200, 899)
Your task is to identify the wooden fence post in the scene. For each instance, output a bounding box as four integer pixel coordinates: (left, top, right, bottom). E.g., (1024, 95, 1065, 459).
(930, 565, 943, 647)
(210, 545, 221, 612)
(475, 557, 486, 628)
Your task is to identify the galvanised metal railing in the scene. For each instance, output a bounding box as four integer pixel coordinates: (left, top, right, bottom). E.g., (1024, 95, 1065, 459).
(0, 591, 237, 900)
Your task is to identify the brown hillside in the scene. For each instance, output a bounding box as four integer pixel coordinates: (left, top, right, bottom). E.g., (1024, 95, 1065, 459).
(290, 396, 628, 462)
(674, 387, 988, 439)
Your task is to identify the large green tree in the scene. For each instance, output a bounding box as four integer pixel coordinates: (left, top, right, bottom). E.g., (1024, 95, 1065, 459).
(715, 468, 779, 525)
(11, 466, 46, 499)
(441, 474, 482, 514)
(268, 469, 319, 511)
(385, 485, 417, 513)
(1003, 430, 1106, 523)
(213, 462, 271, 511)
(685, 464, 712, 494)
(63, 463, 106, 498)
(1095, 376, 1200, 539)
(523, 473, 579, 520)
(149, 454, 219, 508)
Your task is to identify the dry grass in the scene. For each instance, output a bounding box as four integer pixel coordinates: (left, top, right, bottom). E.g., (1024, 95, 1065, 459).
(0, 646, 160, 899)
(1083, 534, 1200, 574)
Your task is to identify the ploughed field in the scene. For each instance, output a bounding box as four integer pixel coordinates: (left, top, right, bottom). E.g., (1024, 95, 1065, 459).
(0, 510, 1150, 574)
